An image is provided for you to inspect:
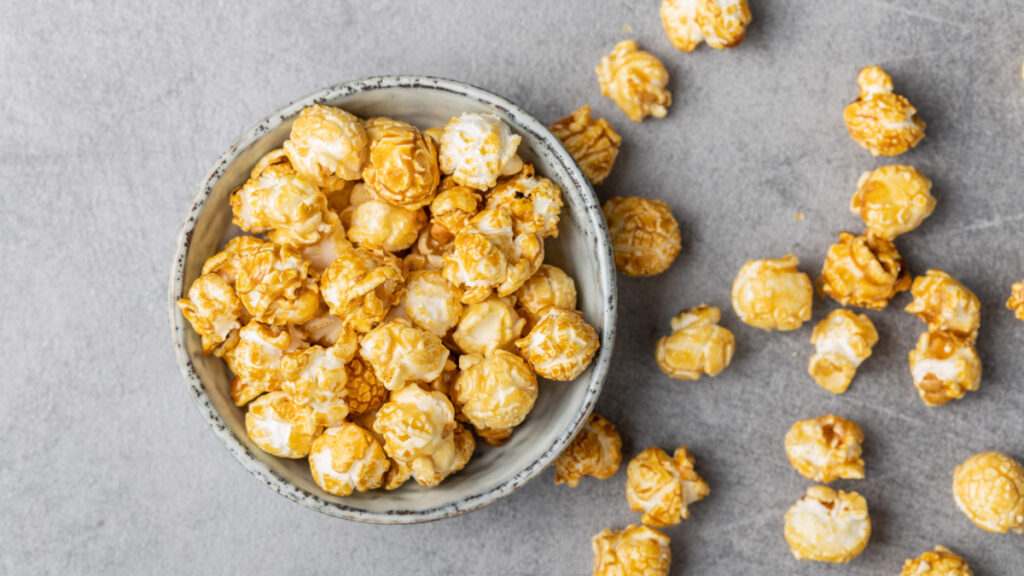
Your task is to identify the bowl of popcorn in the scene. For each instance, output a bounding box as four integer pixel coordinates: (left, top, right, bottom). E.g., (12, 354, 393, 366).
(169, 76, 616, 522)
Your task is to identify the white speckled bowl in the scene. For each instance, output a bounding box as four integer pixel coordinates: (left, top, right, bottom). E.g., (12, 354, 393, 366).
(169, 76, 617, 523)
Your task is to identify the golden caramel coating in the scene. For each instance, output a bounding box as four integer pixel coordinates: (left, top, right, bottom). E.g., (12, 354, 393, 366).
(373, 384, 458, 487)
(549, 105, 621, 185)
(413, 422, 476, 487)
(820, 231, 911, 310)
(485, 164, 564, 238)
(452, 296, 525, 356)
(695, 0, 752, 49)
(909, 331, 982, 407)
(299, 211, 352, 273)
(655, 305, 735, 380)
(660, 0, 704, 52)
(299, 305, 347, 347)
(785, 415, 865, 482)
(626, 446, 709, 527)
(319, 247, 406, 333)
(279, 338, 358, 427)
(224, 321, 306, 406)
(452, 351, 538, 444)
(439, 113, 522, 190)
(851, 165, 935, 240)
(245, 391, 321, 458)
(785, 486, 871, 563)
(844, 65, 926, 156)
(178, 273, 243, 355)
(905, 270, 981, 340)
(515, 264, 578, 326)
(405, 228, 450, 272)
(283, 105, 368, 185)
(1008, 281, 1024, 322)
(321, 178, 354, 214)
(515, 307, 600, 381)
(308, 423, 389, 496)
(596, 41, 671, 122)
(359, 318, 450, 390)
(602, 196, 681, 277)
(234, 242, 320, 326)
(400, 269, 463, 337)
(900, 546, 974, 576)
(591, 525, 671, 576)
(731, 255, 813, 331)
(342, 355, 389, 415)
(201, 235, 266, 286)
(346, 200, 426, 252)
(808, 310, 878, 394)
(953, 451, 1024, 534)
(554, 413, 622, 487)
(361, 117, 440, 210)
(429, 185, 481, 241)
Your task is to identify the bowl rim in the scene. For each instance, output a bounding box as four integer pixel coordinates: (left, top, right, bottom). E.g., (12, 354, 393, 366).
(168, 75, 617, 523)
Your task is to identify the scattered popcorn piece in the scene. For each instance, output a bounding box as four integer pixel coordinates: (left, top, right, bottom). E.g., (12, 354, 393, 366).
(516, 307, 600, 381)
(899, 546, 974, 576)
(439, 113, 522, 190)
(245, 391, 321, 458)
(655, 304, 735, 380)
(359, 318, 450, 390)
(400, 269, 463, 337)
(844, 65, 925, 156)
(784, 486, 871, 563)
(785, 414, 865, 482)
(279, 339, 357, 427)
(346, 199, 426, 252)
(905, 269, 981, 340)
(820, 231, 910, 310)
(602, 196, 681, 277)
(555, 413, 622, 487)
(308, 422, 390, 496)
(515, 264, 578, 326)
(342, 354, 389, 415)
(695, 0, 752, 49)
(225, 321, 305, 406)
(808, 309, 878, 394)
(485, 164, 564, 238)
(851, 165, 935, 240)
(452, 296, 525, 356)
(284, 105, 368, 185)
(953, 451, 1024, 534)
(235, 242, 320, 326)
(731, 255, 813, 331)
(591, 524, 671, 576)
(909, 330, 982, 406)
(373, 384, 458, 487)
(626, 446, 709, 527)
(1008, 281, 1024, 321)
(319, 246, 406, 333)
(429, 185, 481, 241)
(596, 40, 672, 122)
(794, 211, 806, 222)
(201, 235, 266, 285)
(660, 0, 704, 52)
(178, 273, 243, 355)
(452, 351, 538, 445)
(360, 117, 440, 210)
(549, 105, 622, 185)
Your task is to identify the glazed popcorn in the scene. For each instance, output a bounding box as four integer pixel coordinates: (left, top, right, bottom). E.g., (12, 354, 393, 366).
(909, 331, 982, 406)
(660, 0, 704, 52)
(279, 340, 357, 427)
(452, 351, 539, 445)
(696, 0, 753, 49)
(820, 231, 910, 310)
(844, 65, 926, 156)
(400, 269, 463, 337)
(554, 413, 622, 487)
(731, 255, 813, 331)
(549, 105, 621, 185)
(341, 355, 388, 415)
(373, 384, 459, 487)
(346, 199, 426, 251)
(361, 117, 440, 210)
(359, 318, 450, 390)
(785, 415, 865, 482)
(900, 546, 974, 576)
(452, 296, 525, 356)
(591, 525, 671, 576)
(515, 264, 578, 326)
(299, 211, 352, 272)
(655, 304, 735, 380)
(851, 165, 935, 240)
(405, 228, 449, 272)
(283, 104, 368, 185)
(953, 451, 1024, 534)
(308, 423, 389, 496)
(201, 235, 266, 285)
(413, 423, 476, 487)
(784, 486, 871, 563)
(596, 40, 672, 122)
(319, 246, 406, 333)
(626, 446, 709, 527)
(225, 321, 305, 406)
(1008, 281, 1024, 321)
(602, 196, 681, 277)
(245, 391, 321, 459)
(299, 305, 347, 347)
(235, 242, 320, 326)
(429, 185, 481, 241)
(485, 164, 564, 238)
(905, 269, 981, 339)
(516, 307, 600, 381)
(808, 310, 878, 394)
(178, 273, 243, 355)
(439, 112, 522, 190)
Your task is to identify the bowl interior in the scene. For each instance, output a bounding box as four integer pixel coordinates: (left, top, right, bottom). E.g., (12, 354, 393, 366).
(171, 77, 616, 522)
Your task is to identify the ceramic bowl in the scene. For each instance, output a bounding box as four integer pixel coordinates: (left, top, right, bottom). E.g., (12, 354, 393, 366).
(168, 76, 617, 523)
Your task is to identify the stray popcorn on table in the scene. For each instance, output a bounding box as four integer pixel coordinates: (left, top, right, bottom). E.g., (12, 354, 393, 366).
(596, 40, 672, 122)
(592, 524, 671, 576)
(784, 485, 871, 563)
(952, 451, 1024, 534)
(309, 422, 389, 496)
(661, 0, 752, 52)
(549, 105, 621, 185)
(785, 414, 865, 482)
(908, 330, 981, 406)
(1007, 280, 1024, 321)
(516, 307, 600, 381)
(731, 255, 813, 331)
(899, 546, 974, 576)
(554, 413, 622, 487)
(819, 231, 910, 310)
(851, 165, 935, 239)
(808, 309, 878, 394)
(906, 269, 981, 339)
(655, 304, 735, 380)
(626, 446, 709, 527)
(602, 196, 682, 277)
(844, 65, 926, 156)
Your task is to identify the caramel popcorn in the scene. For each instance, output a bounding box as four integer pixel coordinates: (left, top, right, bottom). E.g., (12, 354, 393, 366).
(299, 211, 352, 272)
(279, 339, 357, 427)
(851, 165, 935, 239)
(785, 415, 865, 482)
(438, 113, 522, 190)
(201, 235, 266, 285)
(596, 40, 672, 122)
(485, 164, 564, 238)
(300, 305, 347, 347)
(319, 246, 406, 332)
(452, 296, 525, 356)
(784, 486, 871, 563)
(953, 451, 1024, 534)
(413, 422, 476, 487)
(808, 309, 878, 394)
(360, 117, 440, 209)
(602, 196, 681, 277)
(626, 446, 709, 527)
(373, 384, 458, 487)
(820, 231, 911, 310)
(516, 307, 600, 381)
(245, 391, 321, 458)
(346, 199, 426, 252)
(400, 269, 463, 337)
(405, 228, 450, 271)
(178, 273, 243, 355)
(655, 304, 735, 380)
(225, 321, 305, 406)
(554, 413, 622, 487)
(660, 0, 704, 52)
(695, 0, 752, 49)
(549, 105, 621, 185)
(359, 318, 450, 390)
(905, 270, 981, 340)
(452, 351, 538, 445)
(342, 354, 388, 415)
(235, 242, 320, 326)
(591, 525, 671, 576)
(900, 546, 974, 576)
(515, 264, 578, 326)
(731, 255, 813, 331)
(909, 331, 982, 406)
(844, 65, 926, 156)
(1008, 281, 1024, 321)
(429, 185, 481, 241)
(284, 105, 368, 185)
(308, 423, 390, 496)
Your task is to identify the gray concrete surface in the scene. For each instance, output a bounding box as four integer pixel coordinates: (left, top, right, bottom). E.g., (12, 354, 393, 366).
(3, 1, 1024, 574)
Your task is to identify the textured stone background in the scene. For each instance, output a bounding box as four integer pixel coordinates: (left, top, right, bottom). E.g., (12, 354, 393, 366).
(3, 1, 1024, 574)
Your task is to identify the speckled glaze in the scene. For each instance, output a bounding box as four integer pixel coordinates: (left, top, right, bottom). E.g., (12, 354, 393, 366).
(168, 76, 617, 523)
